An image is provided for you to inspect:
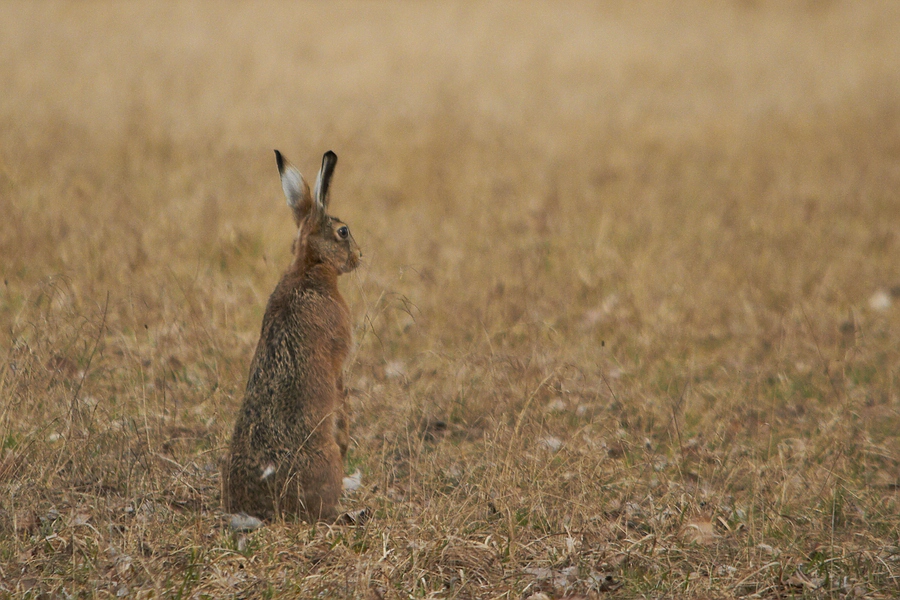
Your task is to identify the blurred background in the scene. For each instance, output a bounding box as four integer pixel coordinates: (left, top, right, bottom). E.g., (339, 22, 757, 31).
(4, 1, 899, 383)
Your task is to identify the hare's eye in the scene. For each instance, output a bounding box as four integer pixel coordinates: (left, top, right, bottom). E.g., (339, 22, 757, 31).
(337, 226, 350, 240)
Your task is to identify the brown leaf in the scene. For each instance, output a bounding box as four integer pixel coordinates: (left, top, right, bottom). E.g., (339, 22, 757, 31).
(682, 519, 719, 545)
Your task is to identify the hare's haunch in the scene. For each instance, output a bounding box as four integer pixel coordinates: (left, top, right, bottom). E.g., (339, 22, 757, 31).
(223, 150, 361, 522)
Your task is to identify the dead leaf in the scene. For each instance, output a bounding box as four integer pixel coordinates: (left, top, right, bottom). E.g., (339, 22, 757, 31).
(683, 519, 719, 545)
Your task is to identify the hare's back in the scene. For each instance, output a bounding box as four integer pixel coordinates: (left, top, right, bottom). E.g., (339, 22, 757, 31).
(244, 288, 347, 391)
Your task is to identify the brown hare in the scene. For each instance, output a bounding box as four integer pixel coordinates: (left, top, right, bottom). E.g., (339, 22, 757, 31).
(223, 149, 360, 522)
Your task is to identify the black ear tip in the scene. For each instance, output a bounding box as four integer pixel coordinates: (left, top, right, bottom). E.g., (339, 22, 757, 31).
(274, 150, 284, 172)
(324, 150, 337, 165)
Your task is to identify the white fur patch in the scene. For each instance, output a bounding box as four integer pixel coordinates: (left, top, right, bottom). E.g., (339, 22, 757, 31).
(342, 469, 362, 492)
(280, 166, 306, 208)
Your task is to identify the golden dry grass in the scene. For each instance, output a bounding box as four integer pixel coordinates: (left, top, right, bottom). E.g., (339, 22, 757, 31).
(2, 1, 900, 597)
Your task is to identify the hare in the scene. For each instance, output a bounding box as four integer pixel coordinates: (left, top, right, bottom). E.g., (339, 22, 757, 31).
(223, 149, 361, 522)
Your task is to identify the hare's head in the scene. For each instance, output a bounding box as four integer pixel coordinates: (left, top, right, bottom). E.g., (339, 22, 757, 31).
(275, 150, 361, 274)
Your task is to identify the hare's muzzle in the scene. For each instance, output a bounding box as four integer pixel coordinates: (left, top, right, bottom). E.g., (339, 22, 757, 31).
(342, 248, 362, 273)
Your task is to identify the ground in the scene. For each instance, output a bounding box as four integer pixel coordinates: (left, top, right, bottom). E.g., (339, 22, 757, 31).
(1, 1, 900, 598)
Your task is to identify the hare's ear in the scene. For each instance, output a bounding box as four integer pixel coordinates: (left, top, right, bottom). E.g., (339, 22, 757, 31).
(275, 150, 312, 226)
(313, 151, 337, 215)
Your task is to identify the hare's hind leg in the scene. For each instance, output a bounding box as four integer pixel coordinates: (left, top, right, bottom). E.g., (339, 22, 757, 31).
(224, 450, 278, 520)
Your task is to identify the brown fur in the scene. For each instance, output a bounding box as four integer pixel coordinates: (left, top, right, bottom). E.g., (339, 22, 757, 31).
(223, 150, 361, 522)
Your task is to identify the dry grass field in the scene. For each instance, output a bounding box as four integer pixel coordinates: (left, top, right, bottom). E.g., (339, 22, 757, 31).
(2, 1, 900, 597)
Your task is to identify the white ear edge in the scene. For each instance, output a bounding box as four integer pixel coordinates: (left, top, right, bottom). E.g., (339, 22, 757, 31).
(313, 151, 337, 211)
(280, 165, 307, 209)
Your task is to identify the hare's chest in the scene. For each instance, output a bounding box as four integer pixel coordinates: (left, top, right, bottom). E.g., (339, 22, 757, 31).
(328, 309, 352, 360)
